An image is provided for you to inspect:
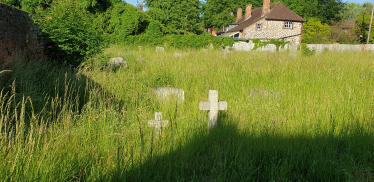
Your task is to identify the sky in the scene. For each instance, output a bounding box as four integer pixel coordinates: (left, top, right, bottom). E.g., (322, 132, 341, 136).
(125, 0, 374, 7)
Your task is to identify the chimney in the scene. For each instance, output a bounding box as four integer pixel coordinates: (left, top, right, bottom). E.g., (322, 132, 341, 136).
(245, 4, 252, 20)
(141, 2, 143, 12)
(261, 0, 270, 17)
(236, 8, 242, 22)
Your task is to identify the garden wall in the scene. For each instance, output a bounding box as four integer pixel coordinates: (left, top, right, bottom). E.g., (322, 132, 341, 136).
(0, 3, 43, 67)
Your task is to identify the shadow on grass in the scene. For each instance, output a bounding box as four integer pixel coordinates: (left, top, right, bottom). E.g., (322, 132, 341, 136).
(113, 112, 374, 181)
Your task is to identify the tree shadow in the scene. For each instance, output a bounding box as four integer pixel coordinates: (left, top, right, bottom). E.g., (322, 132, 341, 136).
(113, 112, 374, 181)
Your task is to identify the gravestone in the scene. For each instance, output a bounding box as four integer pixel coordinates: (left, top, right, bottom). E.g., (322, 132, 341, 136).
(209, 43, 214, 50)
(151, 87, 185, 102)
(156, 47, 165, 52)
(249, 89, 281, 98)
(199, 90, 227, 129)
(108, 57, 127, 68)
(174, 53, 182, 58)
(148, 112, 169, 134)
(137, 55, 145, 62)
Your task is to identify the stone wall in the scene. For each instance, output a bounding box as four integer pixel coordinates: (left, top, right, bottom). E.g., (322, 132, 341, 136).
(0, 3, 43, 67)
(242, 18, 303, 44)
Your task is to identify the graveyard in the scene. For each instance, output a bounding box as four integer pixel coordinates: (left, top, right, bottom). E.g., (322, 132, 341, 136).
(1, 45, 374, 181)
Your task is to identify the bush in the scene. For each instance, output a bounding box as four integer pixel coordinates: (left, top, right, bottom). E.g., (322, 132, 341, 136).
(301, 43, 316, 56)
(123, 33, 237, 49)
(33, 0, 106, 66)
(302, 18, 331, 44)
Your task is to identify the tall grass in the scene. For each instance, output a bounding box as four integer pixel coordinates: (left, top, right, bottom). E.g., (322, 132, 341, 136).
(1, 45, 374, 181)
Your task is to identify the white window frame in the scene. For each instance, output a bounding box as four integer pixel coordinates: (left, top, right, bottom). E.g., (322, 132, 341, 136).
(284, 21, 293, 29)
(256, 23, 262, 30)
(229, 32, 240, 38)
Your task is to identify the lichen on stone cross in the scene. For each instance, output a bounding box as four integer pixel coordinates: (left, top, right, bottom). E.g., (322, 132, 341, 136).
(199, 90, 227, 129)
(148, 112, 169, 134)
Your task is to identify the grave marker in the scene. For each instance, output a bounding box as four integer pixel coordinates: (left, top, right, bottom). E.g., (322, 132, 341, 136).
(199, 90, 227, 129)
(156, 47, 165, 52)
(148, 112, 169, 134)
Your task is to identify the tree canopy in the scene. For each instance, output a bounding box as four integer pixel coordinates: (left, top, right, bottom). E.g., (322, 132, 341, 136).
(145, 0, 203, 34)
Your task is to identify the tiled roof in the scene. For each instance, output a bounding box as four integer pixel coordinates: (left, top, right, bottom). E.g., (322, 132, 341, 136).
(217, 2, 306, 34)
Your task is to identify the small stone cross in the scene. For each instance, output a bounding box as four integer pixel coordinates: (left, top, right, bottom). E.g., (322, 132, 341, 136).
(199, 90, 227, 129)
(148, 112, 169, 134)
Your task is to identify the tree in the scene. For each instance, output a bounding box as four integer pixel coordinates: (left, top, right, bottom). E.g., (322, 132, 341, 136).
(302, 18, 331, 44)
(145, 0, 203, 34)
(280, 0, 344, 24)
(341, 2, 373, 19)
(202, 0, 263, 31)
(0, 0, 21, 8)
(354, 15, 374, 43)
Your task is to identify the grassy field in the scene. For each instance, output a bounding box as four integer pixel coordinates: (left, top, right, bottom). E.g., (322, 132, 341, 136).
(1, 45, 374, 181)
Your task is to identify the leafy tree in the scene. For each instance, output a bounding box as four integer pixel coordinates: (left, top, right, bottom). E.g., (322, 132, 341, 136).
(280, 0, 344, 24)
(302, 18, 331, 44)
(202, 0, 263, 30)
(354, 15, 374, 43)
(145, 0, 203, 34)
(0, 0, 21, 8)
(341, 2, 373, 19)
(33, 0, 106, 66)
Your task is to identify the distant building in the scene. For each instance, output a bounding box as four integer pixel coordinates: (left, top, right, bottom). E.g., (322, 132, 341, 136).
(216, 0, 306, 44)
(342, 17, 359, 34)
(204, 26, 217, 36)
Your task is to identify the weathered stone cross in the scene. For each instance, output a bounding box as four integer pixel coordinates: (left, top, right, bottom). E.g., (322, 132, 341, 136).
(199, 90, 227, 129)
(148, 112, 169, 134)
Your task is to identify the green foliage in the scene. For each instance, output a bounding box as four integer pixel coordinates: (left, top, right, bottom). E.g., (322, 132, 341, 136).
(145, 0, 203, 34)
(252, 39, 289, 51)
(0, 0, 21, 8)
(124, 33, 237, 49)
(354, 15, 374, 43)
(302, 18, 331, 44)
(341, 2, 373, 19)
(301, 43, 316, 56)
(33, 0, 106, 66)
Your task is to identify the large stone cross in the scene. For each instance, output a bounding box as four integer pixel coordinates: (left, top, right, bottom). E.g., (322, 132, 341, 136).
(148, 112, 169, 134)
(199, 90, 227, 129)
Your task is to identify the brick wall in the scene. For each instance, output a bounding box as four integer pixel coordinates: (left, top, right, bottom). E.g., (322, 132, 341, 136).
(0, 3, 44, 67)
(243, 18, 303, 44)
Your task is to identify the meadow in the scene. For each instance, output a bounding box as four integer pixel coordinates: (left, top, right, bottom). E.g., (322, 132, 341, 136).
(1, 45, 374, 181)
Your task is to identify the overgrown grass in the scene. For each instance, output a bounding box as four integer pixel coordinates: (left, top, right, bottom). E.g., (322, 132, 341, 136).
(1, 46, 374, 181)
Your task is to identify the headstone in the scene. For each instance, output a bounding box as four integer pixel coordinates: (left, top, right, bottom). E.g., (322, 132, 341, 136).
(199, 90, 227, 129)
(151, 87, 185, 102)
(138, 46, 142, 51)
(156, 47, 165, 52)
(289, 44, 298, 52)
(108, 57, 127, 67)
(148, 112, 169, 134)
(174, 53, 182, 58)
(137, 55, 145, 62)
(249, 89, 281, 98)
(209, 43, 214, 50)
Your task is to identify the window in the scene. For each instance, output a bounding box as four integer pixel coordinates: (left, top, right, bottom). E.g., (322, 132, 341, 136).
(284, 21, 293, 29)
(229, 32, 240, 38)
(256, 23, 262, 30)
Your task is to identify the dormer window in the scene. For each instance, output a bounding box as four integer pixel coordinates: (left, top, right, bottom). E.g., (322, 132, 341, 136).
(284, 21, 293, 29)
(256, 23, 262, 30)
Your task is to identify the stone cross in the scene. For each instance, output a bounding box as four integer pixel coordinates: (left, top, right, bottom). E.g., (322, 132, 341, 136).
(148, 112, 169, 134)
(199, 90, 227, 129)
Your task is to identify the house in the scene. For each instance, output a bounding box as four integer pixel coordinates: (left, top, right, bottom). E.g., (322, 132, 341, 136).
(216, 0, 306, 44)
(204, 26, 217, 36)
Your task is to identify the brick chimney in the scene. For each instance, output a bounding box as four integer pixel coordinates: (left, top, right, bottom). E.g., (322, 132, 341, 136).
(245, 4, 252, 20)
(140, 2, 143, 12)
(261, 0, 270, 17)
(236, 8, 242, 22)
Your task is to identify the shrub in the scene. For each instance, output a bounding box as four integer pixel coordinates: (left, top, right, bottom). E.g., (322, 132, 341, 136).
(302, 18, 331, 44)
(301, 43, 316, 56)
(33, 0, 106, 66)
